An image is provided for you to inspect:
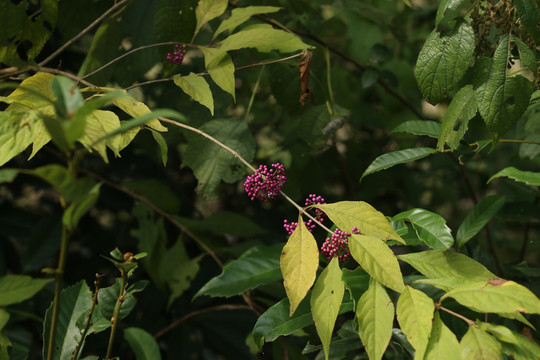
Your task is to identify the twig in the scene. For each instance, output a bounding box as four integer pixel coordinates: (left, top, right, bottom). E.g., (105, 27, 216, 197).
(436, 304, 476, 326)
(499, 139, 540, 145)
(0, 66, 96, 87)
(154, 304, 252, 339)
(39, 0, 131, 67)
(72, 274, 102, 360)
(124, 52, 304, 91)
(80, 169, 224, 268)
(81, 42, 183, 80)
(105, 268, 127, 360)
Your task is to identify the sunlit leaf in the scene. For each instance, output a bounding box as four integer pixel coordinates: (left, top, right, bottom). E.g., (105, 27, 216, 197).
(392, 209, 454, 251)
(396, 286, 434, 359)
(441, 279, 540, 314)
(214, 6, 281, 39)
(460, 325, 502, 360)
(356, 280, 394, 360)
(173, 73, 214, 115)
(195, 244, 282, 298)
(349, 235, 405, 293)
(488, 167, 540, 187)
(111, 95, 168, 132)
(423, 312, 460, 360)
(313, 201, 404, 243)
(220, 25, 309, 53)
(397, 250, 496, 281)
(194, 0, 228, 39)
(456, 195, 506, 248)
(415, 20, 475, 104)
(311, 257, 345, 360)
(280, 216, 319, 316)
(361, 148, 437, 180)
(201, 47, 236, 100)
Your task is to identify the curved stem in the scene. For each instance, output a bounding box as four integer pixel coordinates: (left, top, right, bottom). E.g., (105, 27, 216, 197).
(72, 274, 102, 360)
(105, 270, 127, 360)
(39, 0, 131, 67)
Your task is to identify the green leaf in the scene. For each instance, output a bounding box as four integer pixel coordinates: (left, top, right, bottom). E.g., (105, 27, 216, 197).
(435, 0, 471, 28)
(96, 279, 146, 323)
(79, 110, 122, 162)
(488, 167, 540, 187)
(460, 326, 502, 360)
(415, 20, 475, 104)
(475, 35, 534, 141)
(313, 201, 404, 242)
(63, 183, 101, 231)
(220, 25, 309, 53)
(392, 209, 454, 251)
(195, 244, 282, 298)
(311, 257, 345, 360)
(478, 322, 540, 359)
(181, 118, 254, 199)
(349, 235, 405, 293)
(514, 0, 540, 42)
(124, 327, 162, 360)
(150, 129, 168, 166)
(281, 216, 319, 316)
(361, 148, 437, 180)
(200, 47, 236, 100)
(437, 84, 477, 150)
(214, 6, 281, 39)
(441, 279, 540, 314)
(0, 0, 58, 66)
(251, 295, 354, 349)
(194, 0, 228, 39)
(341, 267, 370, 306)
(356, 280, 394, 360)
(423, 312, 460, 360)
(396, 286, 434, 359)
(173, 73, 214, 115)
(391, 120, 441, 138)
(456, 195, 506, 248)
(42, 281, 93, 360)
(398, 250, 496, 281)
(0, 275, 52, 306)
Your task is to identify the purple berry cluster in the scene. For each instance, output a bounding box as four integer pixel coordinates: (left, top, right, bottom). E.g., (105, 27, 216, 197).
(283, 194, 326, 235)
(321, 226, 361, 262)
(167, 44, 187, 65)
(244, 163, 287, 202)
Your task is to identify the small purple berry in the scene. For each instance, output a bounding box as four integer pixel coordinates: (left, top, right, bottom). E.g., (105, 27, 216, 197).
(244, 163, 286, 202)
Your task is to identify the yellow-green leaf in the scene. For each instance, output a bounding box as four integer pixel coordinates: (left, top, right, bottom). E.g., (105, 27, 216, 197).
(313, 201, 404, 242)
(396, 286, 434, 359)
(397, 250, 496, 281)
(111, 96, 168, 132)
(349, 234, 404, 293)
(441, 279, 540, 314)
(460, 326, 502, 360)
(213, 6, 281, 39)
(280, 216, 319, 316)
(79, 110, 121, 163)
(478, 321, 540, 360)
(194, 0, 228, 39)
(173, 73, 214, 115)
(311, 256, 345, 360)
(220, 26, 309, 53)
(201, 47, 236, 101)
(424, 312, 460, 360)
(356, 280, 394, 360)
